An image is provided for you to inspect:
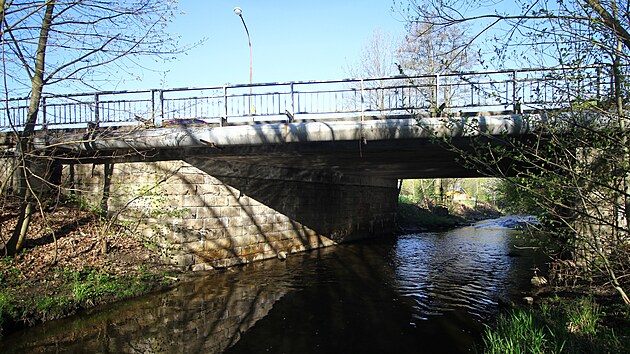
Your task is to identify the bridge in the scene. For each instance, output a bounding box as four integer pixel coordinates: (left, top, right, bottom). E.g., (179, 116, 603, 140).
(0, 66, 610, 269)
(3, 66, 607, 178)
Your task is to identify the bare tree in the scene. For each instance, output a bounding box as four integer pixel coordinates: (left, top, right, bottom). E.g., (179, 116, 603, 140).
(398, 20, 475, 75)
(1, 0, 183, 256)
(399, 17, 479, 115)
(345, 29, 401, 112)
(397, 0, 629, 304)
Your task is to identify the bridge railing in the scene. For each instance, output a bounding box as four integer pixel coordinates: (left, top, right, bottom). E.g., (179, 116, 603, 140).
(0, 66, 612, 131)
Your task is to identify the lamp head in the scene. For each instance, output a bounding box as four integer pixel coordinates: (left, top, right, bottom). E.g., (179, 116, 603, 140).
(233, 7, 242, 16)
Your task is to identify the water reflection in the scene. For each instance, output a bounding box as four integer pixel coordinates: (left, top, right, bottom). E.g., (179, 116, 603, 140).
(2, 216, 544, 353)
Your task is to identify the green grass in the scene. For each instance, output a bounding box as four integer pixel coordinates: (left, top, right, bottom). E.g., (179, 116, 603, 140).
(0, 291, 17, 328)
(70, 267, 152, 304)
(482, 297, 626, 353)
(0, 266, 172, 337)
(34, 296, 73, 321)
(483, 309, 559, 353)
(397, 200, 463, 229)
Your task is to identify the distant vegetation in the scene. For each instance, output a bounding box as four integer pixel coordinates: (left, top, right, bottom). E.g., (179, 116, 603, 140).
(397, 177, 502, 230)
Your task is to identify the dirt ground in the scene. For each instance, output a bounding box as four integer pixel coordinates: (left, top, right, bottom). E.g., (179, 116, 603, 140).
(1, 200, 176, 275)
(0, 200, 180, 333)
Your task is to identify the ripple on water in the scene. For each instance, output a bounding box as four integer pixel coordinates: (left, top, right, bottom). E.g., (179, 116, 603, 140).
(392, 224, 522, 320)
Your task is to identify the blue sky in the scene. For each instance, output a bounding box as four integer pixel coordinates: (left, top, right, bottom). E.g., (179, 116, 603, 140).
(130, 1, 408, 90)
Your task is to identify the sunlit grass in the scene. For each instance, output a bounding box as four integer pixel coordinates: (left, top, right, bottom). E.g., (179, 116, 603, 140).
(482, 297, 625, 353)
(397, 198, 463, 229)
(483, 309, 555, 354)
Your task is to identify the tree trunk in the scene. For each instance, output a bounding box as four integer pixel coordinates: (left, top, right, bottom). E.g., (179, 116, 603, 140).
(4, 1, 55, 256)
(0, 1, 6, 28)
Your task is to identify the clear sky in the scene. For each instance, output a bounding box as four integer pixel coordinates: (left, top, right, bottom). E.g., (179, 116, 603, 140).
(128, 1, 408, 91)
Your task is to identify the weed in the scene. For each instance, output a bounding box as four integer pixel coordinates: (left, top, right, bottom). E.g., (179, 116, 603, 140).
(0, 290, 17, 336)
(483, 309, 555, 354)
(483, 296, 625, 353)
(566, 297, 600, 335)
(35, 296, 72, 320)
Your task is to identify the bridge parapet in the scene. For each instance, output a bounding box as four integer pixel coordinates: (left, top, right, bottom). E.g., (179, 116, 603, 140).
(1, 66, 611, 131)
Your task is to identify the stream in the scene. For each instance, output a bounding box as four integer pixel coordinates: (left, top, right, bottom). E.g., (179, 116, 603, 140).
(2, 215, 546, 353)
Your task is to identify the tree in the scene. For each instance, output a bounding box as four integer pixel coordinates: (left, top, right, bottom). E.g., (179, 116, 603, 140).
(397, 0, 630, 304)
(1, 1, 182, 256)
(345, 29, 401, 112)
(398, 20, 475, 75)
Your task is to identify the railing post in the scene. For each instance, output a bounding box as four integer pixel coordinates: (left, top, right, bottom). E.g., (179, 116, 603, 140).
(290, 82, 295, 121)
(360, 79, 365, 121)
(222, 86, 228, 127)
(151, 90, 157, 126)
(159, 90, 164, 125)
(512, 70, 521, 113)
(94, 93, 100, 125)
(41, 97, 47, 130)
(434, 74, 440, 115)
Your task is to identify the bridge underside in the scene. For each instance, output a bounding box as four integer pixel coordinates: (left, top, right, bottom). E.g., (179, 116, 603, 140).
(131, 139, 484, 179)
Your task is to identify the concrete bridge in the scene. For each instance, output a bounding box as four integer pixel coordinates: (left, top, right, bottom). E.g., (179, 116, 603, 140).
(0, 66, 609, 269)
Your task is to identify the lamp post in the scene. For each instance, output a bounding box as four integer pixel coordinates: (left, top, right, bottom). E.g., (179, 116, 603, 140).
(233, 7, 253, 116)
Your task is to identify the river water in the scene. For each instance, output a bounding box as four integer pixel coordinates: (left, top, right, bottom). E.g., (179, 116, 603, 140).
(2, 216, 545, 353)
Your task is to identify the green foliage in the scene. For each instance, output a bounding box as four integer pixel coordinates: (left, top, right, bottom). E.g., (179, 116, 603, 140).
(34, 296, 73, 320)
(398, 194, 415, 205)
(71, 267, 150, 304)
(117, 183, 189, 220)
(0, 291, 17, 326)
(0, 262, 173, 337)
(397, 200, 463, 229)
(492, 179, 543, 215)
(0, 257, 24, 284)
(401, 178, 499, 208)
(483, 309, 552, 354)
(65, 194, 106, 217)
(483, 297, 625, 353)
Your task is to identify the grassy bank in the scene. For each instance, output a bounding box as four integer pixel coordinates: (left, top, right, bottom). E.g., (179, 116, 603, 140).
(0, 263, 177, 335)
(396, 196, 501, 231)
(0, 203, 180, 337)
(482, 295, 629, 353)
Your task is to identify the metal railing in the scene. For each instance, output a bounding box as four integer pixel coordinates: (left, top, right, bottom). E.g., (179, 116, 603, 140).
(0, 66, 613, 131)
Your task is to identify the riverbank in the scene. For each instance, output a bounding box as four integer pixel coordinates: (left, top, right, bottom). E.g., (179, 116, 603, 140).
(0, 202, 182, 336)
(3, 199, 627, 352)
(397, 200, 630, 352)
(396, 199, 502, 232)
(483, 288, 630, 352)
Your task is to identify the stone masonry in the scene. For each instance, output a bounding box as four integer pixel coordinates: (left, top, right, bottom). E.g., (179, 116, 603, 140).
(64, 159, 398, 269)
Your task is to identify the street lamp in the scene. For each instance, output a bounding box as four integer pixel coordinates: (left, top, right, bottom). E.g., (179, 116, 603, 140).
(233, 6, 253, 116)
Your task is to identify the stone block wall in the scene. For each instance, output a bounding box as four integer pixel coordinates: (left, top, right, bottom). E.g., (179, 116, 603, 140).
(64, 159, 398, 269)
(0, 156, 16, 192)
(0, 155, 60, 196)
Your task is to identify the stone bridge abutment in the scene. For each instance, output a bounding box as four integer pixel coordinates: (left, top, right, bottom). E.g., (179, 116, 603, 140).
(65, 158, 398, 269)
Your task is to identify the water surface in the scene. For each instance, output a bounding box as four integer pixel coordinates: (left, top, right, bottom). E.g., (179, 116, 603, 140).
(2, 216, 544, 353)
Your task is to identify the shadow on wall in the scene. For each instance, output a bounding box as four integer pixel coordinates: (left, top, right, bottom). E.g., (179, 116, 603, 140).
(68, 158, 398, 270)
(57, 121, 398, 269)
(183, 157, 399, 268)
